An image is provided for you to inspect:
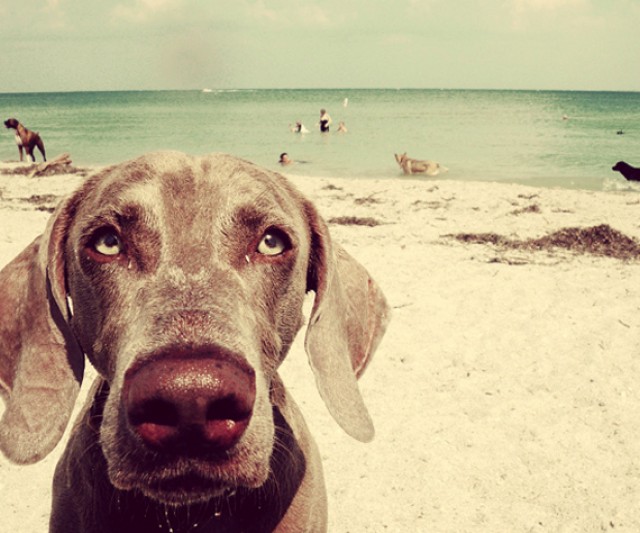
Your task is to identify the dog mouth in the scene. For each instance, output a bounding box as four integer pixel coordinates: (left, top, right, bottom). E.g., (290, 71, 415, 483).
(142, 471, 239, 505)
(139, 458, 269, 505)
(110, 445, 271, 506)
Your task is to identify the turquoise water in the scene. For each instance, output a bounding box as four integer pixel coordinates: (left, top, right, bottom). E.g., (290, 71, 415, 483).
(1, 89, 639, 190)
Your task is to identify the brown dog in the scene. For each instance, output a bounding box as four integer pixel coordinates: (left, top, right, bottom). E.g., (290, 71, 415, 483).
(4, 118, 46, 162)
(394, 152, 447, 176)
(0, 152, 390, 532)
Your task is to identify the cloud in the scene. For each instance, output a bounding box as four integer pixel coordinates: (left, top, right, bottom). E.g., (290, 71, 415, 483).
(510, 0, 588, 14)
(244, 1, 335, 28)
(514, 0, 586, 8)
(46, 0, 72, 29)
(245, 0, 279, 23)
(296, 5, 332, 26)
(407, 0, 438, 14)
(112, 0, 183, 22)
(507, 0, 588, 29)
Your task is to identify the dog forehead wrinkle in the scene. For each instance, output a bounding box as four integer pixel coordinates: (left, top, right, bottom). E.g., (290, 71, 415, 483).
(158, 169, 225, 246)
(222, 182, 301, 235)
(156, 171, 294, 272)
(71, 180, 145, 230)
(74, 191, 164, 253)
(119, 181, 164, 213)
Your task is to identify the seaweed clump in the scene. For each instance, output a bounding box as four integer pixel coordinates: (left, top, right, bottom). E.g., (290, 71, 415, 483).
(451, 224, 640, 261)
(328, 216, 383, 227)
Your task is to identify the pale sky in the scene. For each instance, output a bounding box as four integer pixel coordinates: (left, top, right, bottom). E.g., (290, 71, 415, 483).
(1, 0, 639, 92)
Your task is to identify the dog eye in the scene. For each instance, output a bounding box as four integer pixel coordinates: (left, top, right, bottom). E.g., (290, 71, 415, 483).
(257, 229, 289, 256)
(92, 230, 123, 257)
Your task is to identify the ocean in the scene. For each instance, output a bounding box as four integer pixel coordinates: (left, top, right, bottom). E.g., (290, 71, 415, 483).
(1, 88, 639, 191)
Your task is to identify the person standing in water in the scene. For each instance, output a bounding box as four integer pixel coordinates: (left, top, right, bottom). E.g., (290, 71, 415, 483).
(319, 109, 332, 132)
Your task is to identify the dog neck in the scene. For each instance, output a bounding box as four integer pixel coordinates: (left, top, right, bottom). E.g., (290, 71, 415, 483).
(8, 122, 30, 143)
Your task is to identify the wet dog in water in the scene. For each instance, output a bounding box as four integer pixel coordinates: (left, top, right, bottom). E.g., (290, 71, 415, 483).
(612, 161, 640, 182)
(394, 152, 447, 176)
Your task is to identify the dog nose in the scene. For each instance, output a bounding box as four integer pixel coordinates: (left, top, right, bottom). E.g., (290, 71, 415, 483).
(124, 352, 256, 455)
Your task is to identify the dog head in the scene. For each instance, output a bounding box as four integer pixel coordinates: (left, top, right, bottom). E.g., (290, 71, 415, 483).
(0, 151, 390, 505)
(394, 153, 407, 166)
(4, 118, 19, 130)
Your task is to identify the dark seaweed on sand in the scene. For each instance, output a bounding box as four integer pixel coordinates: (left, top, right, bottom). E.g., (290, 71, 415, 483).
(328, 216, 383, 227)
(450, 224, 640, 260)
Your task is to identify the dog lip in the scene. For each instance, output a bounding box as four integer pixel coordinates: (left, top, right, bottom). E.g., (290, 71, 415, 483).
(108, 439, 271, 504)
(131, 480, 232, 506)
(126, 451, 270, 505)
(111, 454, 236, 495)
(145, 472, 232, 502)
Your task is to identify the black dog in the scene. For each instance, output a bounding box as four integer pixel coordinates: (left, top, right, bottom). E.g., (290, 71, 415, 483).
(612, 161, 640, 182)
(4, 118, 46, 162)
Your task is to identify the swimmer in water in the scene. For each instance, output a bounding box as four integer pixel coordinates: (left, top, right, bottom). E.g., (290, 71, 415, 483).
(291, 121, 309, 133)
(319, 109, 332, 132)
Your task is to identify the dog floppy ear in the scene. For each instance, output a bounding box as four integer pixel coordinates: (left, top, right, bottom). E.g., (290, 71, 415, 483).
(0, 196, 84, 464)
(304, 202, 390, 443)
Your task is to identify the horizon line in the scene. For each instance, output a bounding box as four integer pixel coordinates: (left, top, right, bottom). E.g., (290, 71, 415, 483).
(1, 86, 639, 96)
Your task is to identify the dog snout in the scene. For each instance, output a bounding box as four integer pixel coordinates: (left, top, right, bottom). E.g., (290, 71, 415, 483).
(124, 350, 256, 456)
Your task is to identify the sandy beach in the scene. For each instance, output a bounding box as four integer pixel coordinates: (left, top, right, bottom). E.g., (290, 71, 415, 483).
(1, 160, 640, 532)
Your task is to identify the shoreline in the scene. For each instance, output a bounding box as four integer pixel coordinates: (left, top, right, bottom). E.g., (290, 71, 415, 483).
(2, 156, 637, 194)
(1, 163, 640, 531)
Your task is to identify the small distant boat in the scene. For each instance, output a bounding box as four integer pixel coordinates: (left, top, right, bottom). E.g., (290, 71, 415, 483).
(202, 88, 213, 93)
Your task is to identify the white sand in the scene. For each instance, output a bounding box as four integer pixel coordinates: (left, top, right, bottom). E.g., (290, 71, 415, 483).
(1, 163, 640, 532)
